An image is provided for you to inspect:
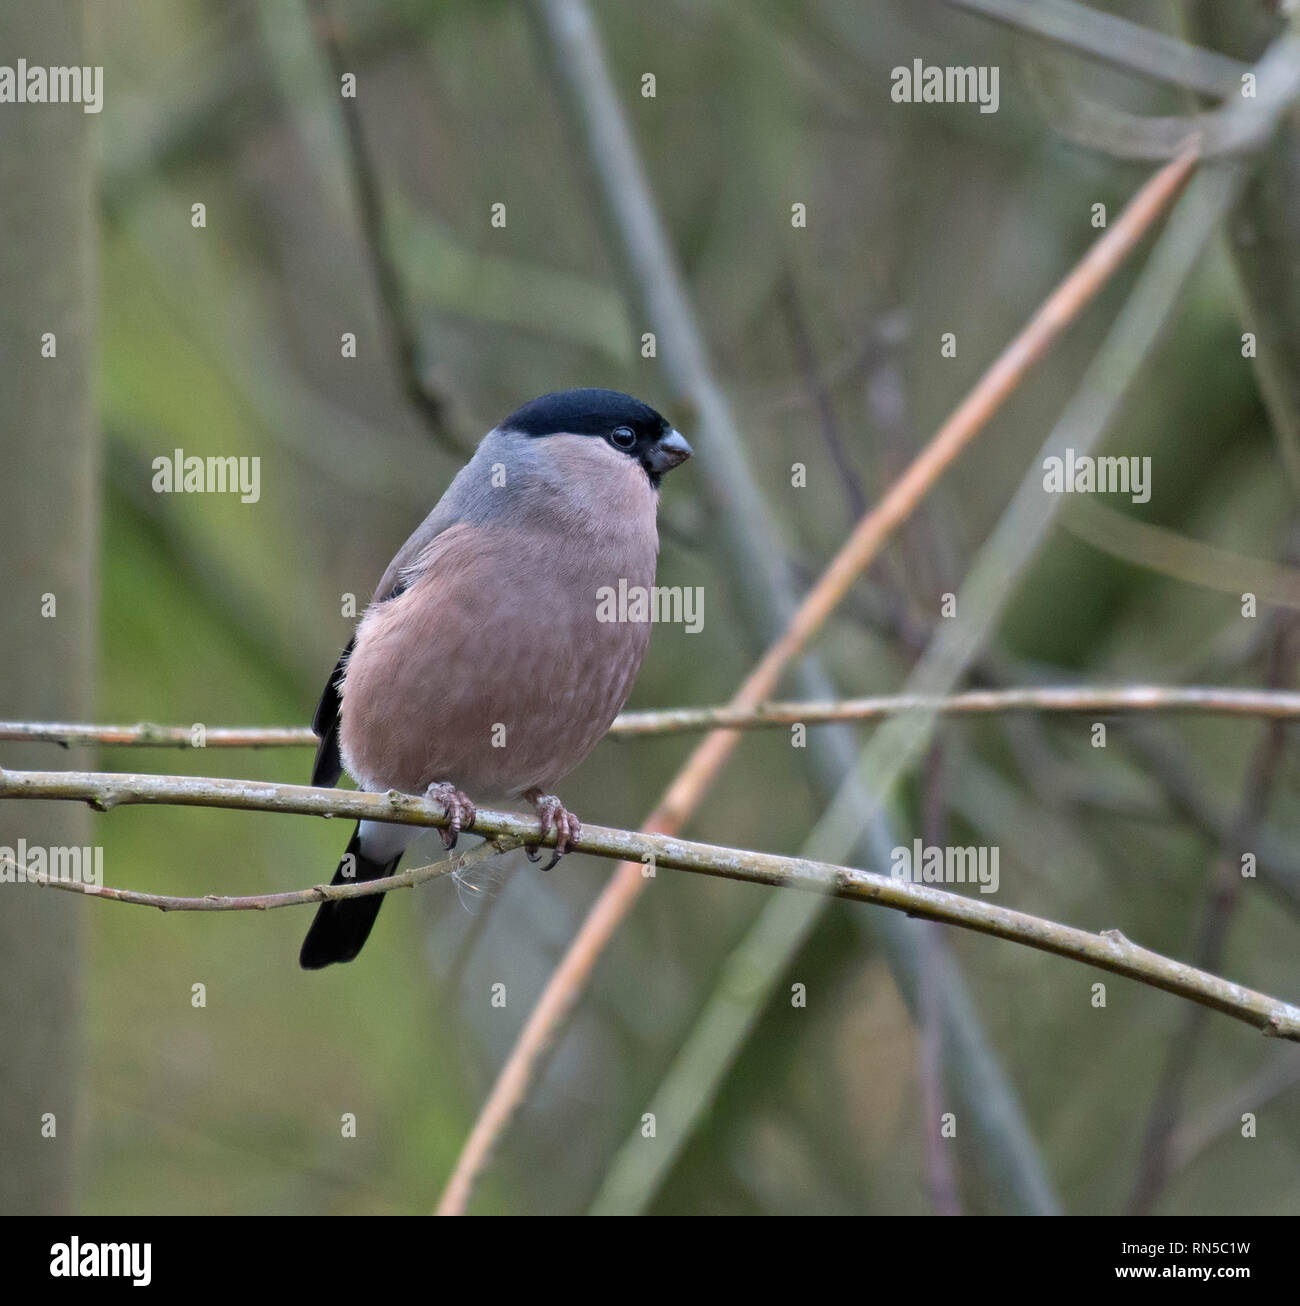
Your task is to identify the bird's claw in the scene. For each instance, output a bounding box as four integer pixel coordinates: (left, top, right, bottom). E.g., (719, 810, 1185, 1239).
(426, 781, 476, 850)
(524, 790, 581, 872)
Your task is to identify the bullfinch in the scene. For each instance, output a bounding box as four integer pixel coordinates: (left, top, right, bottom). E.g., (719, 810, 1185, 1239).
(300, 388, 693, 968)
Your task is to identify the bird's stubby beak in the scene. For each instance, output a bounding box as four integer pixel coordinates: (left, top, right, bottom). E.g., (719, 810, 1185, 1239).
(646, 428, 693, 475)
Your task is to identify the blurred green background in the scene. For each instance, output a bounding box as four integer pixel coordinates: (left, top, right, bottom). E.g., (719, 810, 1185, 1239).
(2, 0, 1299, 1215)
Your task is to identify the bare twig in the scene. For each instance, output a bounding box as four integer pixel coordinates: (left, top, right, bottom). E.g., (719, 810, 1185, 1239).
(0, 767, 1296, 1043)
(0, 723, 319, 748)
(765, 311, 906, 415)
(776, 269, 868, 523)
(7, 686, 1300, 752)
(612, 687, 1300, 731)
(3, 838, 501, 912)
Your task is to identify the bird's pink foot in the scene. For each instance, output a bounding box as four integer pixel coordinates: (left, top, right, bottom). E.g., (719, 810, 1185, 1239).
(523, 789, 581, 872)
(426, 781, 476, 850)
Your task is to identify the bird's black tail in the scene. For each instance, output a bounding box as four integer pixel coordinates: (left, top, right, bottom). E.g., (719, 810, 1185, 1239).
(299, 824, 402, 969)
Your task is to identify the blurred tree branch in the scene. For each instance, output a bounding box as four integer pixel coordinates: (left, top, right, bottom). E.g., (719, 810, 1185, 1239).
(1018, 34, 1300, 161)
(1120, 722, 1300, 918)
(102, 5, 426, 207)
(304, 0, 471, 457)
(0, 0, 97, 1217)
(1063, 498, 1300, 605)
(1185, 3, 1300, 494)
(775, 269, 868, 523)
(947, 0, 1247, 97)
(918, 741, 962, 1217)
(1, 767, 1297, 1044)
(1167, 1049, 1300, 1179)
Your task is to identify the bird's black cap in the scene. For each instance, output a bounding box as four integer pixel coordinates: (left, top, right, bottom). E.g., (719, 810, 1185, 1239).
(501, 388, 669, 440)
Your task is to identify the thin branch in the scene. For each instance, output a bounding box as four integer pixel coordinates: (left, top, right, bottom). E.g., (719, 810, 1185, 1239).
(776, 268, 868, 523)
(764, 311, 905, 415)
(3, 838, 501, 912)
(614, 686, 1300, 731)
(305, 0, 471, 457)
(0, 723, 319, 748)
(1, 767, 1297, 1042)
(8, 686, 1300, 751)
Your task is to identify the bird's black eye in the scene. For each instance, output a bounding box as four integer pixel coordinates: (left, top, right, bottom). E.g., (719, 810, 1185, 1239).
(610, 425, 637, 450)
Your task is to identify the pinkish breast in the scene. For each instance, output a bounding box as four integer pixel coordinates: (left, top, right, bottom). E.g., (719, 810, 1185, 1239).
(339, 519, 657, 800)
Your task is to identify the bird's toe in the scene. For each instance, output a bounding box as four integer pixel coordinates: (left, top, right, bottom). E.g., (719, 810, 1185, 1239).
(524, 790, 580, 872)
(427, 781, 476, 850)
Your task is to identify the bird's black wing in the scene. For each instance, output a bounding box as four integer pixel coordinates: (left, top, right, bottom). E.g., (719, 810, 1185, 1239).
(311, 637, 353, 788)
(310, 579, 412, 788)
